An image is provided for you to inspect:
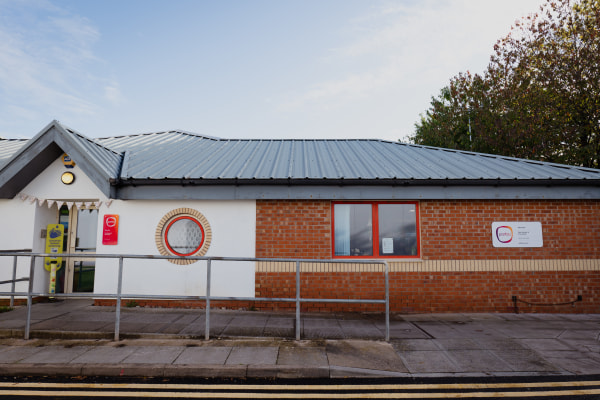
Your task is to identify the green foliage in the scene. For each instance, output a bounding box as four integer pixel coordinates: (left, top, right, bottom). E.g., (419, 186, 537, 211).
(125, 300, 139, 308)
(0, 306, 13, 313)
(412, 0, 600, 168)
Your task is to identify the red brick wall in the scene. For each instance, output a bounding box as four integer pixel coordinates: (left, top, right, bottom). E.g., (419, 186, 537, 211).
(255, 270, 599, 314)
(256, 200, 331, 259)
(420, 200, 600, 260)
(253, 199, 600, 314)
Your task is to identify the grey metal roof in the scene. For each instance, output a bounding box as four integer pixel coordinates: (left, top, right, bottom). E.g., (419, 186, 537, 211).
(61, 125, 123, 179)
(0, 139, 28, 169)
(1, 123, 599, 194)
(94, 131, 600, 183)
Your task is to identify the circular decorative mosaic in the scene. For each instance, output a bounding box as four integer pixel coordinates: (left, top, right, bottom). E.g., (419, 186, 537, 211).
(155, 208, 212, 265)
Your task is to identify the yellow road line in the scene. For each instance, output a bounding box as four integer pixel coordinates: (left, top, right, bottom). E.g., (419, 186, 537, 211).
(1, 381, 600, 391)
(1, 388, 600, 398)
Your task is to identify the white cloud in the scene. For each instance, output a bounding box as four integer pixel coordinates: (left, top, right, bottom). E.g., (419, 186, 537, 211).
(104, 81, 124, 105)
(276, 0, 544, 140)
(0, 0, 115, 135)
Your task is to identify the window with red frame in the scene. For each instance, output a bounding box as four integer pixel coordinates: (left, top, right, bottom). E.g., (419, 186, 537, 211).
(333, 202, 419, 258)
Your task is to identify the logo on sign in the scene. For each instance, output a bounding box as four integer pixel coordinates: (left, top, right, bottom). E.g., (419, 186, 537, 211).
(105, 216, 117, 228)
(495, 226, 513, 243)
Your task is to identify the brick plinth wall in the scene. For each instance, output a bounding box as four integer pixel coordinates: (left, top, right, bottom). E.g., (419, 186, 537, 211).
(254, 269, 599, 314)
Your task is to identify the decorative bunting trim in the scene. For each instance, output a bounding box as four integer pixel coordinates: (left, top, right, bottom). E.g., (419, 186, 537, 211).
(17, 193, 109, 210)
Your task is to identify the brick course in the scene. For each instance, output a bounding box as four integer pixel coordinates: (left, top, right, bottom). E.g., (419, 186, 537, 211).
(256, 200, 331, 259)
(420, 200, 600, 260)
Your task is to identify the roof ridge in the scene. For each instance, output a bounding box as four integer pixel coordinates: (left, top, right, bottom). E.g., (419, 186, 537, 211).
(97, 130, 221, 141)
(57, 122, 123, 157)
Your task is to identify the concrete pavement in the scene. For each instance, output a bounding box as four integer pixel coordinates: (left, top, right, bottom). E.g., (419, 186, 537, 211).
(0, 299, 599, 378)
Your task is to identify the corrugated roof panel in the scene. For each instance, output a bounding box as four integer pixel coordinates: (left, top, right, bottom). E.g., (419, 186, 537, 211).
(0, 140, 28, 169)
(92, 131, 600, 182)
(65, 129, 123, 178)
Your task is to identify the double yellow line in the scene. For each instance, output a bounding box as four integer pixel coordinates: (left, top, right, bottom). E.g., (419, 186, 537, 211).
(0, 381, 599, 398)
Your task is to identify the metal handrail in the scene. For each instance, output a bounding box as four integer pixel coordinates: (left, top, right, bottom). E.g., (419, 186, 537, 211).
(0, 252, 389, 341)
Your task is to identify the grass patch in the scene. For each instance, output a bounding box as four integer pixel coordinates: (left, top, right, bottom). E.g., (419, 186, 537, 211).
(0, 306, 13, 313)
(125, 300, 139, 308)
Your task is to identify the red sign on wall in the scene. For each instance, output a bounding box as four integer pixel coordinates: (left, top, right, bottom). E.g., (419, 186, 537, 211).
(102, 214, 119, 245)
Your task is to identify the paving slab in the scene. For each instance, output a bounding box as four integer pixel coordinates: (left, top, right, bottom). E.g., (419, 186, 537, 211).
(221, 315, 268, 337)
(303, 318, 343, 339)
(263, 317, 294, 337)
(473, 338, 530, 351)
(178, 322, 206, 335)
(174, 346, 231, 365)
(338, 320, 382, 339)
(226, 346, 278, 365)
(445, 349, 513, 372)
(19, 345, 92, 364)
(120, 312, 181, 324)
(277, 346, 328, 367)
(392, 339, 440, 352)
(410, 321, 462, 339)
(490, 349, 559, 372)
(31, 320, 110, 332)
(57, 311, 116, 322)
(121, 346, 185, 364)
(519, 338, 577, 351)
(0, 346, 44, 363)
(326, 340, 407, 372)
(70, 346, 137, 364)
(433, 338, 481, 350)
(558, 330, 600, 340)
(540, 352, 600, 374)
(397, 350, 459, 374)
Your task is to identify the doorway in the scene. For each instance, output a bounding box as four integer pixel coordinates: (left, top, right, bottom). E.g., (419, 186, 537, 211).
(56, 205, 98, 293)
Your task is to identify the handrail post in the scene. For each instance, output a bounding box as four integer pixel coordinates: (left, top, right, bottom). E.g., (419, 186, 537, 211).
(24, 255, 36, 340)
(114, 257, 124, 341)
(385, 261, 390, 342)
(205, 258, 211, 340)
(10, 255, 17, 308)
(295, 260, 301, 340)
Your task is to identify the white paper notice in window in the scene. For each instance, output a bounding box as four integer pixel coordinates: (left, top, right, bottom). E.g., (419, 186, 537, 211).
(382, 238, 394, 254)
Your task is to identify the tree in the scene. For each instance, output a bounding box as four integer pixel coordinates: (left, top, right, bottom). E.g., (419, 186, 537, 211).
(412, 0, 600, 168)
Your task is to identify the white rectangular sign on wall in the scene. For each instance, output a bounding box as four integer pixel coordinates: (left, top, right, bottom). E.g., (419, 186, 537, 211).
(492, 222, 543, 247)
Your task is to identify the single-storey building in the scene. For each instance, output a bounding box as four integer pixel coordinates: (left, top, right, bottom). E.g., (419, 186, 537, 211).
(1, 120, 599, 313)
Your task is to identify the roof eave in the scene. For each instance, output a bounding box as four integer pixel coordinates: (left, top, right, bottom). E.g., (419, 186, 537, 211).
(112, 177, 600, 187)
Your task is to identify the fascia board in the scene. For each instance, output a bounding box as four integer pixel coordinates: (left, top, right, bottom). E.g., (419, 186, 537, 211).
(51, 129, 116, 198)
(113, 184, 600, 200)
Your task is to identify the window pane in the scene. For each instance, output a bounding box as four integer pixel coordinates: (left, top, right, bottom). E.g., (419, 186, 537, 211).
(334, 204, 372, 256)
(378, 204, 417, 256)
(76, 209, 98, 252)
(166, 217, 203, 255)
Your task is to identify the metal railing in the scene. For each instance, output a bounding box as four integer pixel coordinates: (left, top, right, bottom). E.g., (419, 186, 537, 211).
(0, 250, 32, 308)
(0, 252, 389, 341)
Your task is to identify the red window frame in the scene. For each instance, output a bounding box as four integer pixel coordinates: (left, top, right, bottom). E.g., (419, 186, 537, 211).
(331, 201, 420, 259)
(164, 216, 205, 257)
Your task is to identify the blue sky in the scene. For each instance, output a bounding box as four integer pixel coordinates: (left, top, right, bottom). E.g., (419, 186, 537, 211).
(0, 0, 544, 141)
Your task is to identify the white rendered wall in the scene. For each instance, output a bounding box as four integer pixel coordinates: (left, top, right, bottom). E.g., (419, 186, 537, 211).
(2, 155, 257, 300)
(2, 157, 109, 297)
(21, 158, 107, 201)
(95, 200, 257, 298)
(0, 199, 36, 296)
